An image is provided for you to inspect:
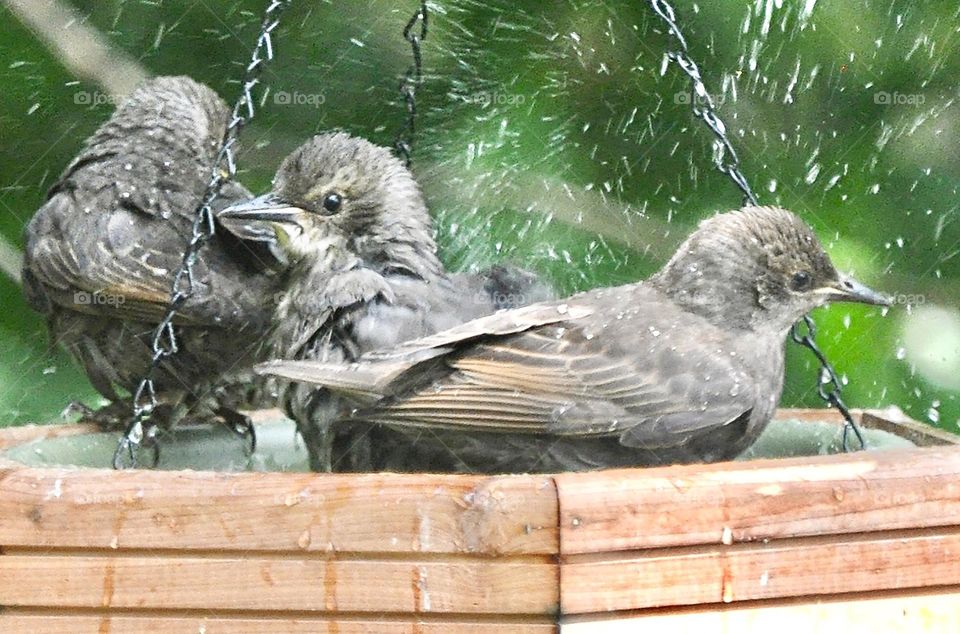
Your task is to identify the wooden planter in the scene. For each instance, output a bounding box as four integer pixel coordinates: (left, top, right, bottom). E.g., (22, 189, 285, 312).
(1, 408, 958, 633)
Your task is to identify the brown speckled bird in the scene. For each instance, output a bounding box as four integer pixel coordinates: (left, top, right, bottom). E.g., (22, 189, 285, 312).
(23, 79, 550, 460)
(22, 76, 278, 434)
(257, 206, 890, 473)
(219, 132, 553, 470)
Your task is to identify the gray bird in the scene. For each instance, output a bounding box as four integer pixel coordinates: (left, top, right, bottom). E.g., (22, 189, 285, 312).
(218, 132, 553, 471)
(256, 206, 890, 473)
(22, 76, 279, 436)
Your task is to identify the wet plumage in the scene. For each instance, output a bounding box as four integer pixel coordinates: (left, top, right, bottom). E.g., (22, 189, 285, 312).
(219, 133, 553, 471)
(257, 206, 890, 473)
(22, 76, 279, 431)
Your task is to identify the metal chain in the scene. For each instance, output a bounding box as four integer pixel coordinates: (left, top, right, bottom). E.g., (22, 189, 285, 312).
(394, 0, 429, 167)
(648, 0, 866, 451)
(113, 0, 292, 469)
(792, 316, 866, 450)
(649, 0, 758, 207)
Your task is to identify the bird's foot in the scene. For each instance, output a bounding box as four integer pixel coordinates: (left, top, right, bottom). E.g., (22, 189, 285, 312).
(63, 400, 137, 432)
(299, 427, 334, 473)
(216, 407, 257, 455)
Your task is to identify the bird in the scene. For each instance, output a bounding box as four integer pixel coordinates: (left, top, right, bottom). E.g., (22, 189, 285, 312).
(22, 76, 281, 441)
(218, 132, 553, 471)
(255, 206, 891, 473)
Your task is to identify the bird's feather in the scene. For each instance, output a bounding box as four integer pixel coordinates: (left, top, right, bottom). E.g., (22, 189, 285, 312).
(260, 285, 757, 444)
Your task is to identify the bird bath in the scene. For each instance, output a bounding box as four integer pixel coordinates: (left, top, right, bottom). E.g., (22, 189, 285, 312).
(0, 408, 929, 472)
(1, 407, 958, 633)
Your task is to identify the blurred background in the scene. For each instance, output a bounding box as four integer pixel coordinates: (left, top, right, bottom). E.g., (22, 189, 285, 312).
(0, 0, 957, 432)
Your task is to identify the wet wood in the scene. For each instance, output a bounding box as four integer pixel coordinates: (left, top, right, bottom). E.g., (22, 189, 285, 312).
(556, 445, 960, 554)
(0, 613, 556, 634)
(1, 408, 958, 630)
(859, 409, 960, 447)
(0, 422, 99, 451)
(0, 553, 557, 615)
(561, 588, 960, 632)
(0, 467, 558, 556)
(560, 527, 960, 613)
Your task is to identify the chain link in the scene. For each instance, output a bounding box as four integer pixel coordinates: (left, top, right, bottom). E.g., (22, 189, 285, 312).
(394, 0, 429, 167)
(650, 0, 758, 207)
(114, 0, 291, 469)
(648, 0, 866, 451)
(791, 316, 867, 450)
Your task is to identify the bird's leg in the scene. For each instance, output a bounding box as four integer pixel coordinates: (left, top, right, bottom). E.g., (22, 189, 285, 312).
(294, 386, 339, 472)
(296, 423, 333, 472)
(63, 399, 137, 431)
(216, 406, 257, 455)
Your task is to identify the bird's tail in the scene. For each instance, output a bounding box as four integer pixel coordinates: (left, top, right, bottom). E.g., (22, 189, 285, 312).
(254, 357, 423, 404)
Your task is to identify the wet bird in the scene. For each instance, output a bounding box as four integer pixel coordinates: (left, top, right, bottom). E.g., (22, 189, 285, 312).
(256, 206, 890, 473)
(22, 76, 280, 436)
(219, 132, 553, 471)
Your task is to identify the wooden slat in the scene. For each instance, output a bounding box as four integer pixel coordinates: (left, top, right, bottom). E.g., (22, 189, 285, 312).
(860, 410, 960, 447)
(0, 467, 558, 555)
(776, 407, 957, 446)
(556, 445, 960, 554)
(0, 613, 555, 634)
(561, 587, 960, 633)
(0, 409, 285, 452)
(0, 422, 99, 451)
(560, 527, 960, 613)
(0, 554, 557, 615)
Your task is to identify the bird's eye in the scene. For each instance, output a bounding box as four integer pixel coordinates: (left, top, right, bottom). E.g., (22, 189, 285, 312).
(791, 271, 813, 291)
(321, 192, 342, 214)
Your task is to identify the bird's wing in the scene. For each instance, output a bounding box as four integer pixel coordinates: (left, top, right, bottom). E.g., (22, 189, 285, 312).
(24, 182, 273, 328)
(258, 294, 757, 444)
(256, 301, 595, 397)
(366, 324, 757, 446)
(363, 302, 594, 359)
(22, 76, 276, 328)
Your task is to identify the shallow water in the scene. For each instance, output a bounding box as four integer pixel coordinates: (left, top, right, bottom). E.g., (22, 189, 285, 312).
(1, 416, 913, 473)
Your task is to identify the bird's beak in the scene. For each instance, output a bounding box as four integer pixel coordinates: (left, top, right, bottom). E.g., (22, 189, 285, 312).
(217, 193, 308, 242)
(816, 273, 891, 306)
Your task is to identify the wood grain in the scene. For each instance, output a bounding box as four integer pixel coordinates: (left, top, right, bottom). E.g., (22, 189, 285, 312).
(561, 527, 960, 613)
(0, 422, 99, 450)
(0, 553, 558, 615)
(556, 445, 960, 554)
(0, 613, 556, 634)
(561, 588, 960, 633)
(0, 467, 558, 555)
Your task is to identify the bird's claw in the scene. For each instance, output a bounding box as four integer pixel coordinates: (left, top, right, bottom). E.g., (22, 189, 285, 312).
(62, 400, 95, 419)
(65, 400, 137, 431)
(217, 408, 257, 455)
